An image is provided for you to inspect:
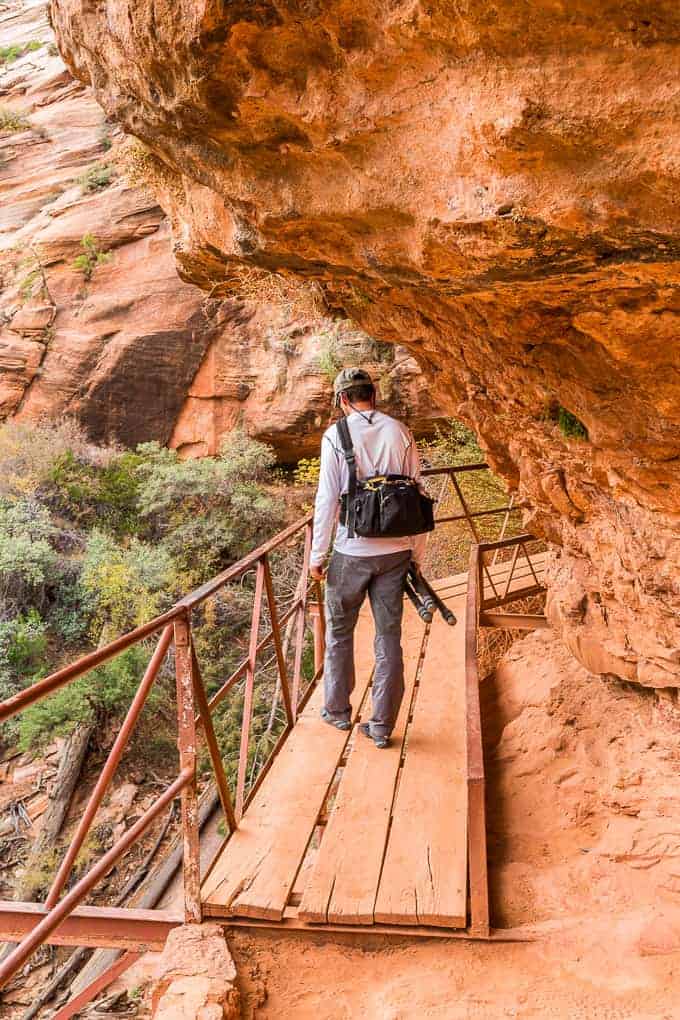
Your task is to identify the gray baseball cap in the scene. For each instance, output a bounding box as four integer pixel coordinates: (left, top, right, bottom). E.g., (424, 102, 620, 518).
(332, 366, 374, 401)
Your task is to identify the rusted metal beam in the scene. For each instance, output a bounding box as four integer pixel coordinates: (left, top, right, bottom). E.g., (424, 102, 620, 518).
(45, 627, 174, 909)
(421, 463, 489, 476)
(449, 474, 501, 603)
(501, 542, 521, 602)
(477, 532, 538, 553)
(480, 583, 547, 612)
(309, 601, 324, 676)
(0, 772, 191, 988)
(262, 554, 295, 729)
(434, 502, 526, 526)
(173, 616, 202, 924)
(291, 523, 313, 713)
(480, 612, 549, 630)
(51, 951, 142, 1020)
(491, 492, 517, 565)
(313, 579, 326, 663)
(0, 903, 180, 950)
(191, 646, 237, 834)
(235, 560, 266, 820)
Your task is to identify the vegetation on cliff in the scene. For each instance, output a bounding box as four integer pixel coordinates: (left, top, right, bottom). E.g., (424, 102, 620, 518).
(0, 420, 284, 759)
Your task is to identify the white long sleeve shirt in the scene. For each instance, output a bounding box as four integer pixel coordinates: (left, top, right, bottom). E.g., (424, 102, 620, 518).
(310, 410, 427, 567)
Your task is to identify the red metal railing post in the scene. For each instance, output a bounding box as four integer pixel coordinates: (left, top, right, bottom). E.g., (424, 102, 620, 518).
(235, 560, 266, 820)
(291, 522, 313, 714)
(310, 601, 324, 676)
(262, 553, 295, 729)
(44, 627, 174, 910)
(191, 646, 237, 834)
(173, 614, 202, 924)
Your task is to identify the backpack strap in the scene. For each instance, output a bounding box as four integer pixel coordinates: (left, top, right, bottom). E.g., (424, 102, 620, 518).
(335, 416, 357, 539)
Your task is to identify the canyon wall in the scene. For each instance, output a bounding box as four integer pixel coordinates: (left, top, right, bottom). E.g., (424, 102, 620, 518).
(0, 2, 444, 457)
(48, 0, 680, 687)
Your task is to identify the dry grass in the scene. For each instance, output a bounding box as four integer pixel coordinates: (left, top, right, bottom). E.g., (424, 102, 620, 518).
(225, 265, 327, 320)
(477, 593, 547, 679)
(0, 419, 118, 498)
(114, 136, 183, 201)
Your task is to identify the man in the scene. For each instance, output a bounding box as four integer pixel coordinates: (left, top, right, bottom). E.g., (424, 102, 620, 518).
(310, 367, 426, 749)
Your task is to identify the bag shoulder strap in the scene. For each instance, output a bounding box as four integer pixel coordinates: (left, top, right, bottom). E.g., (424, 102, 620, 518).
(336, 417, 357, 539)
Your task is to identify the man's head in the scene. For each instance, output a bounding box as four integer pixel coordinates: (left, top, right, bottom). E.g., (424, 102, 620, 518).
(333, 367, 376, 414)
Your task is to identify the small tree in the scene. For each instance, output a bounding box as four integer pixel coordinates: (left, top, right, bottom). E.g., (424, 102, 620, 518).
(72, 233, 112, 280)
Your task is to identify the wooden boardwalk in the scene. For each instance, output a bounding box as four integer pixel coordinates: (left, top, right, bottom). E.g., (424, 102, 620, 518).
(202, 554, 545, 934)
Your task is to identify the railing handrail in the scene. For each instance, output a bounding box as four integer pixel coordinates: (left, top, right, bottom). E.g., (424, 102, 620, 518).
(476, 533, 539, 552)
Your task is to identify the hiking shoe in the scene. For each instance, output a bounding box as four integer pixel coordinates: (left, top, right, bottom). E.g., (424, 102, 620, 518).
(320, 708, 351, 731)
(359, 722, 389, 749)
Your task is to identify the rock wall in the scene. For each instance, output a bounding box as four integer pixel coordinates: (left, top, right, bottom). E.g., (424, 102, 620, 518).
(0, 3, 444, 456)
(48, 0, 680, 687)
(170, 309, 440, 461)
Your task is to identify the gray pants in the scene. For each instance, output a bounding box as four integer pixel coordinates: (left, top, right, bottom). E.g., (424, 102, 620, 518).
(323, 550, 411, 739)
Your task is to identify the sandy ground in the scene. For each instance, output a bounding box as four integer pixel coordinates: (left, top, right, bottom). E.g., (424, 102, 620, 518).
(229, 922, 679, 1020)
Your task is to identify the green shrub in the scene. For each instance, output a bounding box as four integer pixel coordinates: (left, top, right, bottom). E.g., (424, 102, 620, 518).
(0, 42, 43, 65)
(0, 45, 23, 65)
(80, 530, 174, 635)
(316, 334, 342, 381)
(79, 163, 114, 192)
(19, 644, 157, 748)
(0, 610, 49, 749)
(420, 418, 484, 468)
(19, 266, 42, 300)
(543, 402, 588, 441)
(0, 610, 47, 675)
(557, 406, 588, 440)
(0, 419, 97, 498)
(48, 569, 96, 644)
(49, 449, 143, 535)
(135, 433, 281, 580)
(72, 233, 112, 281)
(0, 499, 58, 612)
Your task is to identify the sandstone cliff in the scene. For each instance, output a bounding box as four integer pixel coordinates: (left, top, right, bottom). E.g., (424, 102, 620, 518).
(0, 2, 444, 457)
(48, 0, 680, 687)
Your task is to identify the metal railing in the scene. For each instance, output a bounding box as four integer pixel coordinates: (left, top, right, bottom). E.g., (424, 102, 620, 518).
(0, 460, 542, 994)
(464, 532, 548, 937)
(0, 512, 322, 990)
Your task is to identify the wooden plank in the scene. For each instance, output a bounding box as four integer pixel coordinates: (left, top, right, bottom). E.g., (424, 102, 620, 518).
(298, 602, 426, 925)
(201, 610, 376, 921)
(480, 611, 549, 629)
(374, 596, 467, 928)
(202, 903, 532, 940)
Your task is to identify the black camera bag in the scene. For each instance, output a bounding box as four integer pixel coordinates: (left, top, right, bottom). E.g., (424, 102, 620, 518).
(336, 417, 435, 539)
